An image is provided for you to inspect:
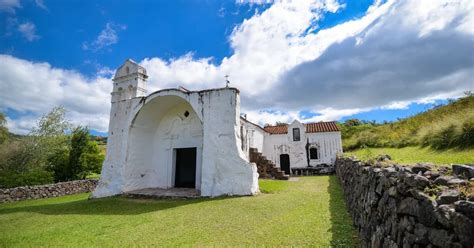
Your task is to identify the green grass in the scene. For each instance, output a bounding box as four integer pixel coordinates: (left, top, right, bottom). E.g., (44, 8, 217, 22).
(347, 146, 474, 165)
(0, 177, 358, 247)
(341, 95, 474, 150)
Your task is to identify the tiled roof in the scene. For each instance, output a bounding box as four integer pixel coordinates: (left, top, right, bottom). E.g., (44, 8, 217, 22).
(263, 121, 340, 134)
(263, 125, 289, 134)
(305, 121, 340, 133)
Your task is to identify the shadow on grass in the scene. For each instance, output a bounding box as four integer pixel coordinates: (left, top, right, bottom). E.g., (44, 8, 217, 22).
(328, 176, 360, 247)
(0, 195, 238, 216)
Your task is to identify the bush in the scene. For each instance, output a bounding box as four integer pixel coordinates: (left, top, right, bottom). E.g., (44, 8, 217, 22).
(0, 168, 53, 188)
(341, 95, 474, 151)
(457, 118, 474, 149)
(429, 124, 457, 150)
(78, 141, 104, 179)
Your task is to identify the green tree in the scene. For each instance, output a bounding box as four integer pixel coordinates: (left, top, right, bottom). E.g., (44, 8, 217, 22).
(344, 119, 362, 127)
(67, 126, 104, 180)
(0, 107, 71, 187)
(0, 112, 8, 144)
(79, 141, 104, 179)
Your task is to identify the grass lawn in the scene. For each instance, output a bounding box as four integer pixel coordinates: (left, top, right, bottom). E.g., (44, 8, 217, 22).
(347, 146, 474, 165)
(0, 176, 358, 247)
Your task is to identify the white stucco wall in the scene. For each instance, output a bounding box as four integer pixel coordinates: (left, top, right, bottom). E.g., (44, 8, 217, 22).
(260, 120, 343, 170)
(92, 60, 258, 198)
(307, 132, 343, 165)
(240, 119, 265, 158)
(123, 97, 203, 192)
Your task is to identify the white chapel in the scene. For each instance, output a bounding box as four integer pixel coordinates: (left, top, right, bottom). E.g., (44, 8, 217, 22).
(92, 59, 342, 198)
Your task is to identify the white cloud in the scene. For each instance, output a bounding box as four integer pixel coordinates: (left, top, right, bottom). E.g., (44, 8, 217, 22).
(0, 55, 112, 134)
(35, 0, 47, 10)
(0, 0, 20, 13)
(269, 0, 474, 112)
(236, 0, 274, 5)
(140, 0, 473, 126)
(18, 22, 40, 41)
(2, 0, 474, 133)
(82, 23, 126, 52)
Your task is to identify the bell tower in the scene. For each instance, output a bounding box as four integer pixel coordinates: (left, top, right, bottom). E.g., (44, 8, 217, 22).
(111, 59, 148, 102)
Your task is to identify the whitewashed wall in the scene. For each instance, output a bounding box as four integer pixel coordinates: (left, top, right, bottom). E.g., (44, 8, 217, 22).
(93, 60, 258, 198)
(307, 132, 343, 165)
(240, 119, 265, 159)
(261, 120, 342, 170)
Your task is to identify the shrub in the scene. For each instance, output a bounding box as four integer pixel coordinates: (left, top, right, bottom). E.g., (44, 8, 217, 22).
(430, 124, 457, 150)
(0, 168, 53, 188)
(456, 118, 474, 149)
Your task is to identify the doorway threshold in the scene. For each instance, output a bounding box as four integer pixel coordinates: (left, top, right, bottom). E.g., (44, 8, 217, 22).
(123, 187, 201, 199)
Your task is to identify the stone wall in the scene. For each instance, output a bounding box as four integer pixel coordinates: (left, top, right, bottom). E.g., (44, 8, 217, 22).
(0, 179, 98, 203)
(335, 157, 474, 248)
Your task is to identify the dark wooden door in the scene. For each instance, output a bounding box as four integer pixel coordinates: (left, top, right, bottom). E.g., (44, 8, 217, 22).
(175, 148, 197, 188)
(280, 154, 290, 174)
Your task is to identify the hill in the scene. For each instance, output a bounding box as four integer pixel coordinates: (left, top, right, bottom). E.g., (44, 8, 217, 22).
(340, 94, 474, 151)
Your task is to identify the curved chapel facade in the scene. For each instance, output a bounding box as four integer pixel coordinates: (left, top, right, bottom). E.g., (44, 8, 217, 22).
(93, 59, 342, 198)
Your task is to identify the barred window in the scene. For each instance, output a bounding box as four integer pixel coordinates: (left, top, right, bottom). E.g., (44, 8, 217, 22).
(310, 148, 318, 160)
(293, 128, 300, 141)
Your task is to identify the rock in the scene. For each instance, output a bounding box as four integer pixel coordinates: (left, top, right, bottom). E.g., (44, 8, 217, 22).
(418, 198, 437, 227)
(335, 158, 474, 248)
(412, 163, 432, 174)
(436, 189, 460, 205)
(388, 186, 398, 197)
(413, 223, 429, 245)
(382, 167, 397, 177)
(428, 228, 453, 247)
(454, 200, 474, 220)
(437, 166, 450, 174)
(452, 164, 474, 179)
(451, 211, 474, 247)
(382, 238, 398, 248)
(404, 232, 417, 245)
(447, 178, 467, 186)
(0, 179, 98, 203)
(434, 205, 455, 228)
(434, 176, 454, 186)
(376, 154, 392, 162)
(423, 170, 440, 180)
(398, 197, 419, 217)
(405, 174, 430, 189)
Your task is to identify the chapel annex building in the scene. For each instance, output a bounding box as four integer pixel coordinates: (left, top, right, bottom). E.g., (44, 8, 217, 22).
(92, 59, 342, 198)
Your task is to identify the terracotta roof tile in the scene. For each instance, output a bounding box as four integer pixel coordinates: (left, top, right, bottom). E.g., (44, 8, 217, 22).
(263, 125, 289, 134)
(263, 121, 339, 134)
(305, 121, 340, 133)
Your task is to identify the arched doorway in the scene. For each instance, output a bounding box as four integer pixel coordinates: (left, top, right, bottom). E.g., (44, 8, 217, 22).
(280, 154, 290, 174)
(124, 95, 203, 191)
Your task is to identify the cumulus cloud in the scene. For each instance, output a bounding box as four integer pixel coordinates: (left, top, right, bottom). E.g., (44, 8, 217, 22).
(0, 0, 20, 13)
(267, 0, 474, 111)
(236, 0, 273, 5)
(35, 0, 47, 10)
(82, 23, 126, 52)
(18, 22, 40, 41)
(139, 0, 473, 126)
(2, 0, 473, 133)
(0, 55, 112, 134)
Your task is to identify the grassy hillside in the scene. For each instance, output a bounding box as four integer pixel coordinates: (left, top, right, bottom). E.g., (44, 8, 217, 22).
(341, 95, 474, 151)
(347, 146, 474, 165)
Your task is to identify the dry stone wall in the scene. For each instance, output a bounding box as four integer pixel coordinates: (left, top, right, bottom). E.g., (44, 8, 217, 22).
(0, 179, 98, 203)
(335, 157, 474, 248)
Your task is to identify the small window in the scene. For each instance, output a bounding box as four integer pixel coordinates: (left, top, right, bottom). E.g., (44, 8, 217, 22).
(292, 128, 300, 141)
(184, 110, 189, 117)
(310, 148, 318, 160)
(125, 66, 130, 74)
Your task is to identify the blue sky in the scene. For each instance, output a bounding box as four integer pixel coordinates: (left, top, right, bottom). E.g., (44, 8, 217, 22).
(0, 0, 473, 136)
